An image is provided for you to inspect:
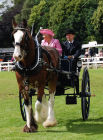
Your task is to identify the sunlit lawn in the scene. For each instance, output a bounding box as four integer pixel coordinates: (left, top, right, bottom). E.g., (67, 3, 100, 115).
(0, 69, 103, 140)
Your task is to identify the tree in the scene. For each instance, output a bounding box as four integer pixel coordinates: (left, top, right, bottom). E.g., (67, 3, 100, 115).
(47, 0, 98, 43)
(0, 1, 24, 48)
(28, 0, 57, 34)
(92, 0, 103, 43)
(28, 0, 46, 31)
(1, 0, 102, 48)
(15, 0, 37, 23)
(13, 0, 25, 5)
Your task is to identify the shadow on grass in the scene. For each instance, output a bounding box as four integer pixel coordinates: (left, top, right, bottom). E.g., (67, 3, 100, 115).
(66, 118, 103, 135)
(38, 130, 68, 133)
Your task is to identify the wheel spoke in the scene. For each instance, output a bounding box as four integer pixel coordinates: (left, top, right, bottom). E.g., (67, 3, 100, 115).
(86, 85, 89, 92)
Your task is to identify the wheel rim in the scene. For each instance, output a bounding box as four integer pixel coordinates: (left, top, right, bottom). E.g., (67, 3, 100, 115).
(81, 67, 90, 120)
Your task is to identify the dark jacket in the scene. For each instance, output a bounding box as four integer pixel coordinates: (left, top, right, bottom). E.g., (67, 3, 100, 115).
(62, 40, 81, 59)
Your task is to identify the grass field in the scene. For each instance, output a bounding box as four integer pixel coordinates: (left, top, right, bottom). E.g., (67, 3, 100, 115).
(0, 69, 103, 140)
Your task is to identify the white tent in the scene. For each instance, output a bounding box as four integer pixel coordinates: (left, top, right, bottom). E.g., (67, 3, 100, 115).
(0, 48, 14, 53)
(82, 41, 103, 49)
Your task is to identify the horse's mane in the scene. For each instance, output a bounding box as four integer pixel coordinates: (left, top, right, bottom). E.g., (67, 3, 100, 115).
(42, 46, 59, 68)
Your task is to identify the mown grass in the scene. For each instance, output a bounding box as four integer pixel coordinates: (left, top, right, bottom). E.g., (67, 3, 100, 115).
(0, 69, 103, 140)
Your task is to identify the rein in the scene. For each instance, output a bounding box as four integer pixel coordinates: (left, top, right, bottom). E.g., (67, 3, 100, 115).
(13, 27, 30, 31)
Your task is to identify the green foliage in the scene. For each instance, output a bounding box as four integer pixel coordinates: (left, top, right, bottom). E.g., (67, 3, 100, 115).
(48, 0, 98, 42)
(20, 0, 35, 20)
(49, 0, 70, 38)
(92, 0, 103, 43)
(15, 0, 39, 23)
(28, 0, 46, 29)
(27, 0, 99, 43)
(15, 13, 22, 23)
(2, 0, 103, 46)
(0, 16, 2, 21)
(28, 0, 57, 33)
(13, 0, 25, 5)
(0, 4, 4, 9)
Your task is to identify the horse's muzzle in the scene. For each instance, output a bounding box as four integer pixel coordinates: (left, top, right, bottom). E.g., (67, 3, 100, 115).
(14, 55, 22, 61)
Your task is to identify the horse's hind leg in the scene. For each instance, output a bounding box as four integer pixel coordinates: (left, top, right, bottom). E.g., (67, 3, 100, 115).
(22, 93, 38, 132)
(35, 86, 47, 123)
(43, 77, 57, 127)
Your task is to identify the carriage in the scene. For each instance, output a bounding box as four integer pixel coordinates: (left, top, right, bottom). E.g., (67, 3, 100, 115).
(18, 27, 91, 123)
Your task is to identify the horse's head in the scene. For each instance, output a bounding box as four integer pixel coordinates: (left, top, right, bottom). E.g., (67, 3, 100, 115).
(12, 19, 31, 61)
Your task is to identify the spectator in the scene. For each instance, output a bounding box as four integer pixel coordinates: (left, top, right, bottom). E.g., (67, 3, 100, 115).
(85, 49, 89, 58)
(3, 54, 8, 62)
(99, 50, 103, 57)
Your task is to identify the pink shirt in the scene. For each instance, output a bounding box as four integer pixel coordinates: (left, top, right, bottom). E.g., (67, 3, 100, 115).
(41, 38, 62, 56)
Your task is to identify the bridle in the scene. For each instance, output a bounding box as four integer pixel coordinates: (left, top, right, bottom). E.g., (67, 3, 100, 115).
(12, 27, 30, 53)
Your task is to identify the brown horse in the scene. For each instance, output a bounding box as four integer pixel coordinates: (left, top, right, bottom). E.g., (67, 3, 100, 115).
(12, 19, 59, 132)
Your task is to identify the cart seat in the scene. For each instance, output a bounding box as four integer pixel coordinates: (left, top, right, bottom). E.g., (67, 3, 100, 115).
(60, 58, 82, 73)
(60, 58, 72, 72)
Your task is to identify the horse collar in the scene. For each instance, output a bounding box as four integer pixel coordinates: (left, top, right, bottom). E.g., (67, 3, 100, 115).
(15, 59, 43, 77)
(14, 47, 43, 77)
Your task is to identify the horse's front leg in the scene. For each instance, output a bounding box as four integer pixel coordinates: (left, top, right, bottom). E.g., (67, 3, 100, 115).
(43, 78, 57, 127)
(22, 90, 38, 132)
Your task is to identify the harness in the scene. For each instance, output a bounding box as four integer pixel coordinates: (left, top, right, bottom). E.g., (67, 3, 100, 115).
(14, 28, 53, 77)
(15, 47, 52, 77)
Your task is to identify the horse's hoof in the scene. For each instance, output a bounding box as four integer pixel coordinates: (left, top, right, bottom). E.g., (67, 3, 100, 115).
(23, 125, 37, 133)
(43, 119, 57, 128)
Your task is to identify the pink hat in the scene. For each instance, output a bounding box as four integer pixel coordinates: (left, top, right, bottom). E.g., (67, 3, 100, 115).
(40, 29, 55, 36)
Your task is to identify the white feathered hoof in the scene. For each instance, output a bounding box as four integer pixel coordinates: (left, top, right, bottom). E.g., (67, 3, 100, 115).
(43, 119, 57, 128)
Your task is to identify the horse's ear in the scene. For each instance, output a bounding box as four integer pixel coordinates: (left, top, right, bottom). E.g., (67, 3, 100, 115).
(12, 17, 17, 28)
(22, 19, 27, 28)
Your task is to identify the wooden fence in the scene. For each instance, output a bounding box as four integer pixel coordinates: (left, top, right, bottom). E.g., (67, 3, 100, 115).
(0, 57, 103, 72)
(81, 57, 103, 69)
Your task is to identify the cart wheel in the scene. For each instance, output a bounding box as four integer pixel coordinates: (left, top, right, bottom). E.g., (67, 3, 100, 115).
(19, 92, 32, 121)
(81, 67, 90, 121)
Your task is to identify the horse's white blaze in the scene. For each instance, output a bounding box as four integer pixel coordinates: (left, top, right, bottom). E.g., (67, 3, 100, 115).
(14, 30, 24, 43)
(13, 30, 24, 60)
(13, 45, 21, 59)
(25, 105, 32, 128)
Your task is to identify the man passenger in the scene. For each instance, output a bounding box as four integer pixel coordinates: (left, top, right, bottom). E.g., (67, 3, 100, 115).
(62, 29, 81, 72)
